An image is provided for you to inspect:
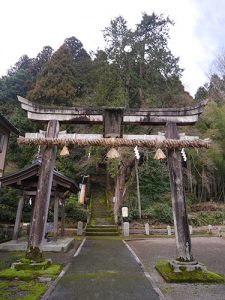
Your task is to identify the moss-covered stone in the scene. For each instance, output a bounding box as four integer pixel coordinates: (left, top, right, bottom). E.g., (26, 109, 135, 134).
(14, 259, 51, 271)
(155, 260, 224, 283)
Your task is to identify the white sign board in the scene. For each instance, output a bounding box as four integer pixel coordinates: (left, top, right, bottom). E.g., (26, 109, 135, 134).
(122, 207, 128, 218)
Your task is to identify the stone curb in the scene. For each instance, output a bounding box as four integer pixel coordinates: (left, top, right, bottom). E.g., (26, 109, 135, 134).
(41, 237, 86, 300)
(123, 240, 168, 300)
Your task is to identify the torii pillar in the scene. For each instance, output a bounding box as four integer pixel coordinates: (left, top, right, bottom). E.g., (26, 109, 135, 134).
(166, 122, 192, 261)
(26, 120, 59, 260)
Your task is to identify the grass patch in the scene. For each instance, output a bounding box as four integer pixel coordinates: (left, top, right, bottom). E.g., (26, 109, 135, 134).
(155, 260, 224, 283)
(0, 264, 62, 281)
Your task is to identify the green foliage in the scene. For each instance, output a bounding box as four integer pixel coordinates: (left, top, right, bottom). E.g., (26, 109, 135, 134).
(27, 45, 78, 106)
(0, 187, 18, 222)
(107, 158, 122, 178)
(142, 203, 173, 224)
(190, 211, 225, 226)
(65, 195, 87, 222)
(102, 13, 185, 108)
(139, 152, 170, 206)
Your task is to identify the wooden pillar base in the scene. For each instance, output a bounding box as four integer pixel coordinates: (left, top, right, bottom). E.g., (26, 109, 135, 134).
(26, 246, 43, 261)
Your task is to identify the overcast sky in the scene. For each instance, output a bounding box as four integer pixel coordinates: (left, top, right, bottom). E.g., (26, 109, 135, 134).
(0, 0, 224, 96)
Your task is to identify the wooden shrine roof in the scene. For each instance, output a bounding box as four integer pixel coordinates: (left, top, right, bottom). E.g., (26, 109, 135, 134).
(0, 113, 21, 135)
(0, 160, 79, 194)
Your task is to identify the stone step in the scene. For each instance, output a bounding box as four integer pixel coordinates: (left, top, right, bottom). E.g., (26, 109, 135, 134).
(86, 232, 119, 236)
(86, 227, 118, 233)
(87, 225, 117, 229)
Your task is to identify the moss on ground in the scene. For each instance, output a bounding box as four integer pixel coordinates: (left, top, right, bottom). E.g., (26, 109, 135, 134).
(0, 280, 48, 300)
(0, 263, 62, 281)
(0, 262, 62, 299)
(155, 260, 224, 283)
(16, 282, 48, 300)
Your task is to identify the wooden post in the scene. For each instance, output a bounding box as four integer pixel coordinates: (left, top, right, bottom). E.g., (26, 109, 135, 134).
(61, 200, 65, 238)
(0, 131, 9, 179)
(13, 192, 24, 240)
(53, 194, 59, 241)
(114, 176, 119, 224)
(165, 122, 193, 261)
(135, 159, 141, 219)
(26, 120, 59, 260)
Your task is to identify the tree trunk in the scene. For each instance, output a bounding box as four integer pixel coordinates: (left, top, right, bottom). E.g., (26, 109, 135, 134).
(26, 120, 59, 260)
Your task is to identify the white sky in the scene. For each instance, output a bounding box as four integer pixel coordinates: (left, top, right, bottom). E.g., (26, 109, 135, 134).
(0, 0, 224, 97)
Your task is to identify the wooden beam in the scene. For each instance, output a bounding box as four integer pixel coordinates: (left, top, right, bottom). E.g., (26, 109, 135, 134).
(26, 120, 59, 260)
(12, 193, 24, 240)
(165, 122, 193, 261)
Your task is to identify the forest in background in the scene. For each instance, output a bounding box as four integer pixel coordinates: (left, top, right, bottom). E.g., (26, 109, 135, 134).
(1, 13, 225, 226)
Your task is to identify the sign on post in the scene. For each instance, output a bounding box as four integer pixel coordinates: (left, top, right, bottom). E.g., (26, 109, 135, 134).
(122, 207, 128, 218)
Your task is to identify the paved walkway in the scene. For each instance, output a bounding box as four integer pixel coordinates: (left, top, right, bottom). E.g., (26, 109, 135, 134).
(127, 237, 225, 300)
(48, 238, 159, 300)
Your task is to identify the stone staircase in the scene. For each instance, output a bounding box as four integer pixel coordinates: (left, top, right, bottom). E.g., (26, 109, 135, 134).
(86, 190, 119, 236)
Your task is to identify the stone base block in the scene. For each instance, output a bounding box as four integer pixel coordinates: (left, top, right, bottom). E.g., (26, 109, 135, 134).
(170, 260, 207, 273)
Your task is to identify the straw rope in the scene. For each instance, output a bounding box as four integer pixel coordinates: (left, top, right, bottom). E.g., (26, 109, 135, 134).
(17, 137, 210, 149)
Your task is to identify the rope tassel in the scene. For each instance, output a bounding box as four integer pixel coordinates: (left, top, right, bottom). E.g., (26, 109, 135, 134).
(154, 148, 166, 160)
(60, 145, 70, 156)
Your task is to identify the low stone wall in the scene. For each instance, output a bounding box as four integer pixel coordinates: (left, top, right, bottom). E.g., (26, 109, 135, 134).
(119, 224, 225, 236)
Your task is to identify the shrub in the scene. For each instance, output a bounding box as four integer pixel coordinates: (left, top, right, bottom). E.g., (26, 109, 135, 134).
(65, 195, 87, 222)
(190, 211, 225, 226)
(142, 203, 173, 224)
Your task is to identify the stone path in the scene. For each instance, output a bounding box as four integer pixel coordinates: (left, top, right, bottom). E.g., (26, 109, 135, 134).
(48, 238, 159, 300)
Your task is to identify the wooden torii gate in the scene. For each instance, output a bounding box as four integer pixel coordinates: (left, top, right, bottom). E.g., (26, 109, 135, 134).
(17, 96, 209, 263)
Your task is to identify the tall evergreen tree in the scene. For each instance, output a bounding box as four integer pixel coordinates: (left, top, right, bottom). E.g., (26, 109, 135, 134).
(27, 45, 77, 106)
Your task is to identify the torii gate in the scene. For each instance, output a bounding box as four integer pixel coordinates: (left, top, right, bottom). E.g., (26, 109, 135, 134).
(17, 96, 209, 264)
